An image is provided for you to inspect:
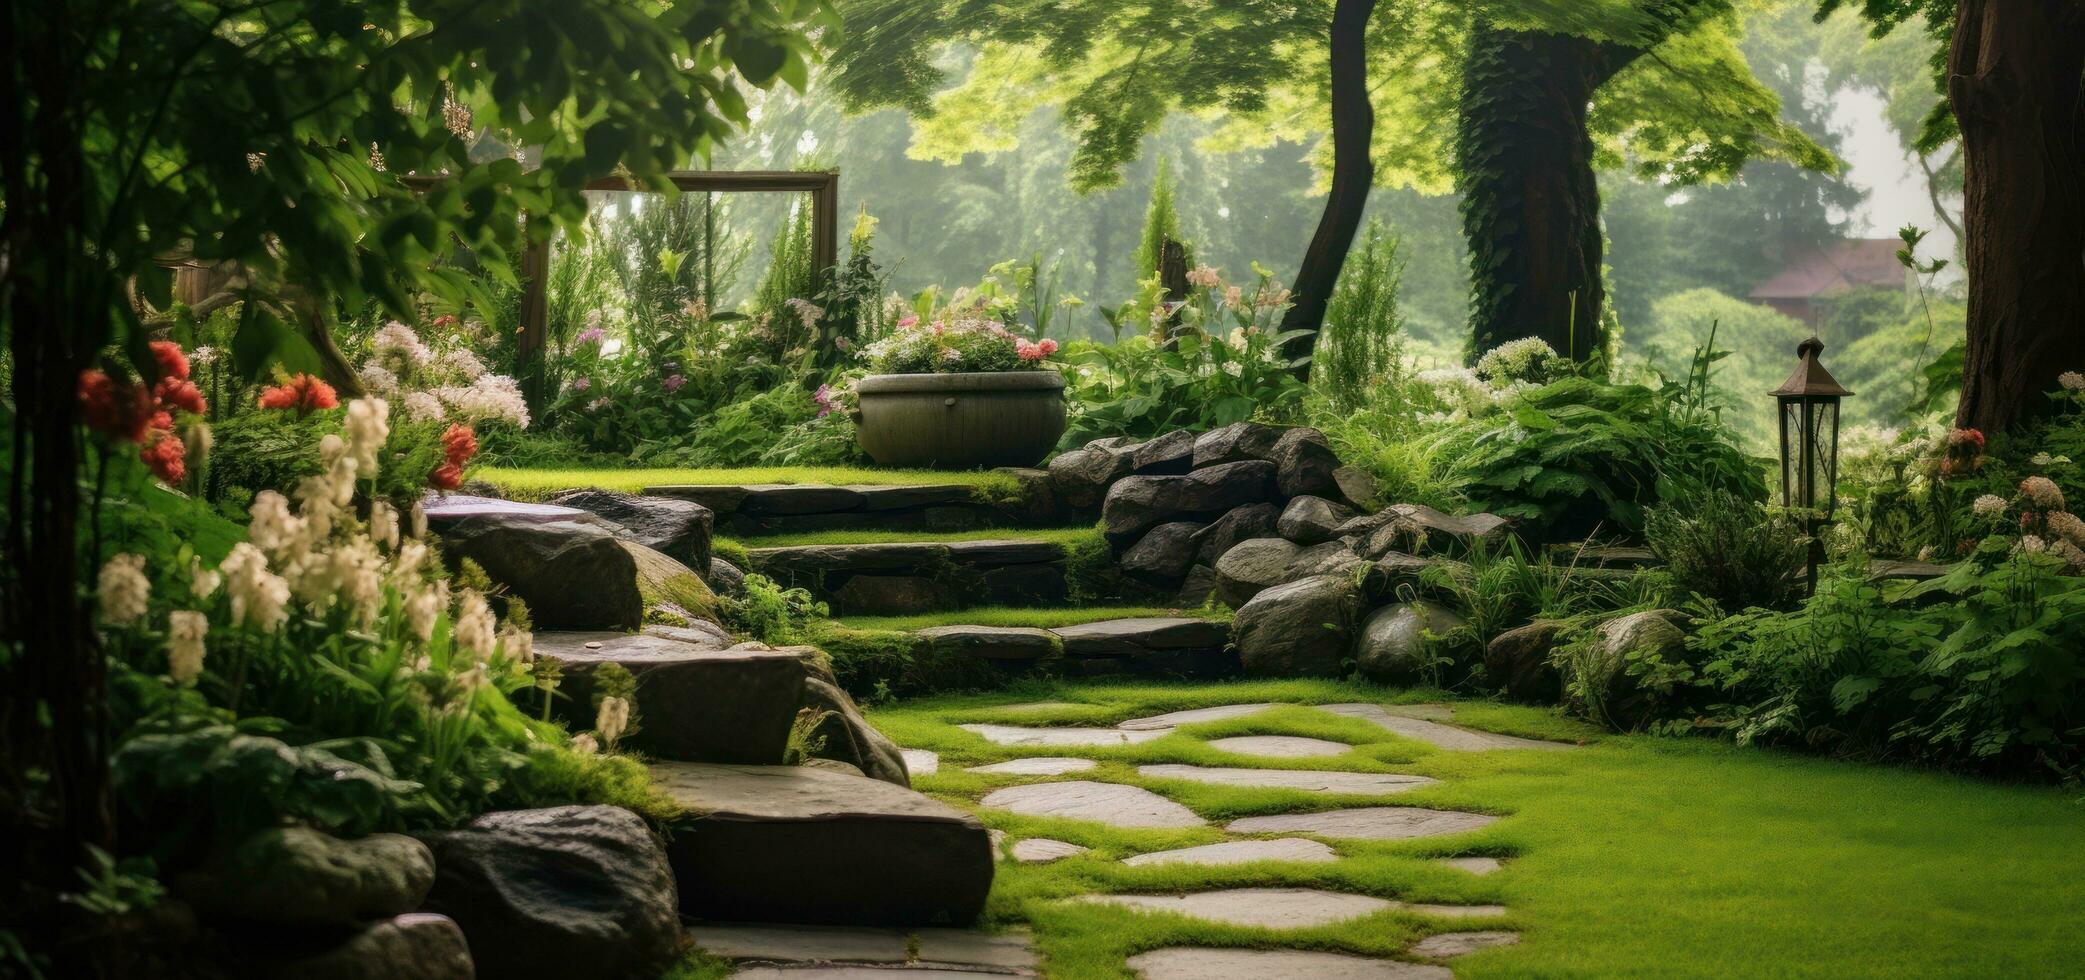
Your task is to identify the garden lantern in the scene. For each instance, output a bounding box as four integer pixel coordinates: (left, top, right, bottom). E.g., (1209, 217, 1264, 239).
(1772, 337, 1852, 590)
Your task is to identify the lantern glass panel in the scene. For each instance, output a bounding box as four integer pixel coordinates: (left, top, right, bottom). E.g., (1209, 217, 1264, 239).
(1778, 396, 1841, 515)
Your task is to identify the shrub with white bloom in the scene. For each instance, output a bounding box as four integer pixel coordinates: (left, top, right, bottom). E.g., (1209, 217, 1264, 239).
(431, 374, 530, 429)
(2015, 534, 2050, 555)
(247, 491, 304, 560)
(330, 539, 386, 627)
(220, 543, 290, 631)
(358, 363, 400, 396)
(2060, 371, 2085, 392)
(190, 555, 221, 600)
(438, 348, 487, 382)
(167, 610, 208, 685)
(453, 589, 496, 662)
(371, 322, 431, 372)
(404, 584, 444, 644)
(98, 554, 151, 627)
(369, 501, 401, 551)
(2047, 510, 2085, 549)
(409, 502, 428, 540)
(596, 695, 631, 750)
(1972, 494, 2009, 520)
(1474, 337, 1566, 386)
(344, 397, 390, 471)
(402, 391, 445, 424)
(501, 625, 534, 666)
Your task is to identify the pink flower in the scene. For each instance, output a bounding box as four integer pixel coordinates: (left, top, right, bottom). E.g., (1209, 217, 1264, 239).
(1038, 339, 1058, 356)
(897, 315, 919, 329)
(575, 327, 607, 346)
(814, 384, 836, 418)
(662, 374, 687, 393)
(1015, 340, 1045, 362)
(571, 377, 592, 392)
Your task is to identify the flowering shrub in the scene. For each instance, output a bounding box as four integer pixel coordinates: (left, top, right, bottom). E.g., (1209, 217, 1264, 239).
(859, 317, 1055, 374)
(96, 397, 660, 847)
(257, 373, 339, 415)
(79, 340, 211, 484)
(356, 320, 529, 430)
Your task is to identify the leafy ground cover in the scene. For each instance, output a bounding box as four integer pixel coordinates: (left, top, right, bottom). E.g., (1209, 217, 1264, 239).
(866, 679, 2085, 979)
(475, 465, 1025, 501)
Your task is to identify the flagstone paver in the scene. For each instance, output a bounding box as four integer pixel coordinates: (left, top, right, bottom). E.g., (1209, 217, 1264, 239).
(1011, 838, 1090, 863)
(1436, 856, 1504, 875)
(987, 701, 1088, 714)
(900, 749, 939, 775)
(960, 724, 1169, 747)
(1137, 764, 1436, 795)
(968, 757, 1099, 776)
(1117, 703, 1277, 731)
(1077, 888, 1393, 929)
(981, 780, 1206, 829)
(1207, 735, 1353, 758)
(1320, 703, 1574, 752)
(1125, 947, 1450, 980)
(1122, 838, 1337, 868)
(1227, 806, 1499, 840)
(732, 966, 1018, 978)
(689, 922, 1037, 972)
(1408, 931, 1522, 958)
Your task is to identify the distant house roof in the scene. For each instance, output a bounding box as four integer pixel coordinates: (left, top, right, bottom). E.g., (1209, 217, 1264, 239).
(1750, 239, 1905, 301)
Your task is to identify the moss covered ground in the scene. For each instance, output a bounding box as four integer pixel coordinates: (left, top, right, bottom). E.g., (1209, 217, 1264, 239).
(474, 465, 1024, 501)
(861, 679, 2085, 979)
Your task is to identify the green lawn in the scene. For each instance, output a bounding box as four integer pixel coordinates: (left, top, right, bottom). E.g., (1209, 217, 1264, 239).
(867, 680, 2085, 979)
(726, 526, 1099, 551)
(474, 465, 1024, 501)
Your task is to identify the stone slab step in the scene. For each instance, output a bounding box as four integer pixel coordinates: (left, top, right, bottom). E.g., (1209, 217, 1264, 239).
(650, 762, 993, 926)
(1319, 703, 1575, 752)
(690, 923, 1036, 975)
(535, 630, 805, 764)
(1127, 947, 1450, 979)
(647, 483, 1028, 536)
(745, 539, 1070, 615)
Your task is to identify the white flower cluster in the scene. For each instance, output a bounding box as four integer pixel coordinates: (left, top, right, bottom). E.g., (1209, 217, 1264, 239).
(359, 321, 529, 429)
(1474, 337, 1565, 386)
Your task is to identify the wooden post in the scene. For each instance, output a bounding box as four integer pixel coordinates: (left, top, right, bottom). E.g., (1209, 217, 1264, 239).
(516, 218, 552, 411)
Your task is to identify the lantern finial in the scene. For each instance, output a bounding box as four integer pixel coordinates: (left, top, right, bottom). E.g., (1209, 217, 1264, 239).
(1771, 336, 1853, 399)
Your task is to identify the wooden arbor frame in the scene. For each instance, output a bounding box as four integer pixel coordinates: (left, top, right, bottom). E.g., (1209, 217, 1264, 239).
(514, 169, 840, 370)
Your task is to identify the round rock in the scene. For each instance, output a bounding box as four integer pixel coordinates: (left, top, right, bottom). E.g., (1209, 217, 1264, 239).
(1226, 806, 1499, 840)
(1207, 735, 1353, 758)
(981, 780, 1206, 829)
(1122, 838, 1336, 868)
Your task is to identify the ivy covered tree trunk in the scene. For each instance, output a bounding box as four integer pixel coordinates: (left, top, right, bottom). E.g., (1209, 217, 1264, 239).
(1948, 0, 2085, 434)
(1457, 23, 1628, 363)
(1278, 0, 1377, 376)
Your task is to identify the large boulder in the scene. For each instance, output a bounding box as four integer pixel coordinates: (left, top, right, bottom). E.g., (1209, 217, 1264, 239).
(533, 631, 805, 763)
(800, 658, 911, 786)
(1353, 601, 1469, 685)
(1102, 461, 1277, 539)
(1568, 610, 1689, 728)
(547, 489, 713, 573)
(176, 827, 433, 928)
(1048, 440, 1136, 509)
(1356, 504, 1511, 557)
(1130, 430, 1197, 475)
(436, 516, 712, 629)
(1213, 538, 1366, 608)
(708, 557, 747, 597)
(258, 913, 474, 980)
(1119, 521, 1205, 581)
(1233, 574, 1360, 678)
(1276, 495, 1357, 545)
(1270, 427, 1342, 499)
(1190, 502, 1281, 566)
(416, 806, 680, 980)
(1332, 466, 1379, 509)
(1486, 620, 1567, 703)
(1191, 422, 1285, 468)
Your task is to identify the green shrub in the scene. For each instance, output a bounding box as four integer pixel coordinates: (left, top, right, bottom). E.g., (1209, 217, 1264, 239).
(723, 573, 827, 645)
(1317, 220, 1405, 410)
(1645, 490, 1806, 611)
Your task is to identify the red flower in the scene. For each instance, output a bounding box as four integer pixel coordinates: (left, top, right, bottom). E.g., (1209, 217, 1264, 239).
(155, 377, 207, 415)
(141, 430, 187, 483)
(148, 340, 190, 382)
(440, 423, 478, 467)
(78, 370, 154, 443)
(433, 314, 457, 329)
(258, 374, 338, 413)
(429, 461, 464, 490)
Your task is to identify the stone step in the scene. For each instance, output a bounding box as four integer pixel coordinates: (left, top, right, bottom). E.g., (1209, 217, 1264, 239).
(650, 762, 994, 926)
(910, 617, 1239, 681)
(743, 539, 1072, 615)
(647, 482, 1046, 536)
(535, 630, 805, 764)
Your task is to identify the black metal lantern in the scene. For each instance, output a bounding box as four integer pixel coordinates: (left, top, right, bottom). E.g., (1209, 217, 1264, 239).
(1772, 337, 1852, 590)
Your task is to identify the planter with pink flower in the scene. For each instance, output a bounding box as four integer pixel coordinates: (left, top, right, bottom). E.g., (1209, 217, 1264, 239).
(853, 317, 1065, 468)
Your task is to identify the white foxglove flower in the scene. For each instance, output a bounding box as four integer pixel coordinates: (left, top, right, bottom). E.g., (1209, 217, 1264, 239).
(166, 611, 207, 685)
(344, 397, 390, 472)
(221, 543, 290, 631)
(569, 733, 599, 755)
(369, 501, 401, 552)
(453, 589, 496, 663)
(189, 555, 221, 600)
(248, 491, 304, 559)
(501, 626, 534, 666)
(409, 502, 428, 540)
(404, 586, 443, 644)
(596, 695, 631, 750)
(97, 554, 151, 627)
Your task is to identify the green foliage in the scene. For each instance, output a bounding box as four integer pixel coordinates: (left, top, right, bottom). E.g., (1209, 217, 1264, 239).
(724, 573, 829, 645)
(1317, 220, 1408, 410)
(1634, 289, 1809, 450)
(1133, 156, 1186, 281)
(1424, 536, 1669, 653)
(110, 726, 422, 849)
(804, 625, 1009, 699)
(1645, 490, 1806, 611)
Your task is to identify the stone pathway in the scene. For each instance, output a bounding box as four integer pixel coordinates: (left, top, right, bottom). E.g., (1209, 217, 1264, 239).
(895, 700, 1562, 976)
(690, 922, 1038, 976)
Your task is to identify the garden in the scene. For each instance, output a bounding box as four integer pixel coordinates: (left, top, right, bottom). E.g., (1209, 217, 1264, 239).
(4, 0, 2084, 978)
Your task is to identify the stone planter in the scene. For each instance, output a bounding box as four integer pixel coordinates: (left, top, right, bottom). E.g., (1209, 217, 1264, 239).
(856, 371, 1067, 469)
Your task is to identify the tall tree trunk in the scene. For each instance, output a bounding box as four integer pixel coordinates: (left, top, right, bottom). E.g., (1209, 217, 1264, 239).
(1278, 0, 1377, 376)
(1457, 23, 1628, 363)
(1948, 0, 2085, 434)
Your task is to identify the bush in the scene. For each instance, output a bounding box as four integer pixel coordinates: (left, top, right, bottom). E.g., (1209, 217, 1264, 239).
(1645, 490, 1806, 611)
(1317, 220, 1406, 410)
